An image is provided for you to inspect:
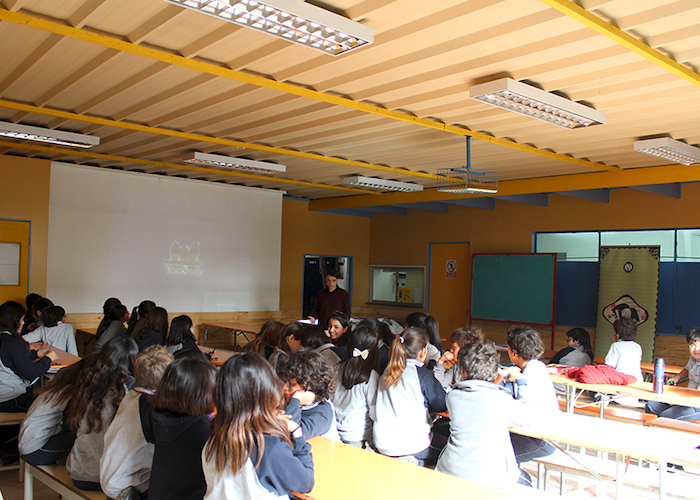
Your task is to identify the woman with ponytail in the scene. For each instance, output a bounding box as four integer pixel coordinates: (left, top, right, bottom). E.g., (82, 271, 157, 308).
(372, 327, 447, 466)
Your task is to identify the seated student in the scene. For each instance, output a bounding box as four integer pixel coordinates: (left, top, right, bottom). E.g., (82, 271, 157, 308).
(202, 353, 314, 499)
(549, 327, 594, 368)
(66, 337, 138, 490)
(356, 317, 394, 374)
(0, 301, 57, 412)
(499, 326, 558, 465)
(19, 356, 94, 466)
(96, 298, 123, 338)
(301, 325, 341, 366)
(100, 346, 174, 500)
(165, 315, 197, 355)
(268, 321, 304, 369)
(148, 357, 216, 500)
(242, 320, 284, 359)
(95, 303, 130, 352)
(332, 325, 380, 448)
(405, 312, 443, 368)
(277, 350, 340, 442)
(372, 327, 447, 466)
(135, 306, 168, 352)
(436, 342, 533, 489)
(127, 301, 156, 339)
(23, 305, 79, 356)
(32, 297, 55, 330)
(326, 311, 350, 360)
(20, 293, 43, 336)
(646, 328, 700, 421)
(433, 327, 484, 390)
(605, 317, 643, 382)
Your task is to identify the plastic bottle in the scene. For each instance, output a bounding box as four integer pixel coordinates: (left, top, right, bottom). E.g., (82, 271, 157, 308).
(653, 357, 665, 394)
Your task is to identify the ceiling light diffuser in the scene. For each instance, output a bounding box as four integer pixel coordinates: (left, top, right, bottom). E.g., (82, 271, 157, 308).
(469, 78, 606, 129)
(633, 138, 700, 166)
(183, 152, 286, 173)
(343, 176, 423, 192)
(164, 0, 373, 56)
(0, 121, 99, 148)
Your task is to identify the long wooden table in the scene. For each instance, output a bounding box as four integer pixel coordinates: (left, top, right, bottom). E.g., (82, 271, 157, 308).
(47, 347, 81, 373)
(198, 344, 236, 366)
(511, 411, 700, 499)
(201, 321, 266, 349)
(293, 437, 508, 500)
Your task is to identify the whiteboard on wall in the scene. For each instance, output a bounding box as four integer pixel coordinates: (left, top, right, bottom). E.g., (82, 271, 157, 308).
(47, 162, 282, 314)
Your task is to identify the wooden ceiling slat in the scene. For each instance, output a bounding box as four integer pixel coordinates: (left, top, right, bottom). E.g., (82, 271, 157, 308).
(68, 0, 109, 29)
(0, 33, 62, 94)
(126, 4, 183, 44)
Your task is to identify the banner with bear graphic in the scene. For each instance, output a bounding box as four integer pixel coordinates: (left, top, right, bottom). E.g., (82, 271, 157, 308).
(594, 246, 659, 363)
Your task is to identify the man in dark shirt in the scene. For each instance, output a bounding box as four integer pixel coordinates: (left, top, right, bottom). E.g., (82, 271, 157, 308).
(309, 269, 351, 328)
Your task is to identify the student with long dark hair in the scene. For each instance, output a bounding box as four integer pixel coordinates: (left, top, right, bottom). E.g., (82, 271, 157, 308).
(95, 298, 123, 338)
(549, 327, 594, 367)
(66, 337, 138, 490)
(202, 353, 314, 499)
(148, 357, 216, 500)
(405, 312, 443, 367)
(165, 315, 197, 355)
(127, 300, 156, 339)
(19, 355, 95, 465)
(357, 317, 394, 374)
(243, 320, 284, 359)
(332, 325, 380, 448)
(268, 321, 305, 369)
(95, 302, 129, 352)
(135, 306, 168, 352)
(0, 301, 57, 412)
(301, 325, 340, 366)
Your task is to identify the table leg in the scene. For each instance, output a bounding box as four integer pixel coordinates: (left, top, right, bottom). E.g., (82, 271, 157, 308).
(23, 464, 33, 500)
(566, 385, 574, 413)
(204, 325, 210, 346)
(615, 454, 624, 500)
(658, 459, 666, 500)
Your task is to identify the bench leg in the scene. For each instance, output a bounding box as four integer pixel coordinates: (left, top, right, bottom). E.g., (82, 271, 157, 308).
(18, 458, 24, 482)
(23, 464, 33, 500)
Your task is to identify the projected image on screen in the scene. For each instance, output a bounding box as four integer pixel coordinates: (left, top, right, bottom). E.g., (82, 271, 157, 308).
(47, 163, 282, 314)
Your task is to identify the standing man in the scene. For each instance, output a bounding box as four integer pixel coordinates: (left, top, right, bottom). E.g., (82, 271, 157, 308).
(310, 269, 351, 328)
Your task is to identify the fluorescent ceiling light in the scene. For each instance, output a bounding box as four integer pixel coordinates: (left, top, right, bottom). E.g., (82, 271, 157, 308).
(183, 152, 286, 173)
(0, 121, 99, 148)
(343, 176, 423, 192)
(164, 0, 373, 56)
(469, 78, 606, 129)
(633, 138, 700, 166)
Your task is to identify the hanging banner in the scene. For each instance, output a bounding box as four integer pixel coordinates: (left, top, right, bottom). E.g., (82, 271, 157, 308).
(594, 246, 659, 362)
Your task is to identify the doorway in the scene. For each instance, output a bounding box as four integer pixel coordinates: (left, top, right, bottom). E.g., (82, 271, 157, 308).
(302, 255, 353, 320)
(0, 219, 31, 305)
(428, 242, 470, 337)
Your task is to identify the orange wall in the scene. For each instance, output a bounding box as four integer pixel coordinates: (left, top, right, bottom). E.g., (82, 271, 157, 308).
(0, 155, 51, 296)
(280, 198, 370, 314)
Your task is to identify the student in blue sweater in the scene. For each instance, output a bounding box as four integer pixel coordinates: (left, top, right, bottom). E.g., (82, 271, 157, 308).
(372, 327, 447, 466)
(276, 350, 340, 441)
(202, 353, 314, 499)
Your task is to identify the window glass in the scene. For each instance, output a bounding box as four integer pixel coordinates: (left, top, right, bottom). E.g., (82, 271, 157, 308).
(0, 243, 20, 286)
(677, 230, 700, 262)
(600, 230, 674, 262)
(535, 232, 599, 262)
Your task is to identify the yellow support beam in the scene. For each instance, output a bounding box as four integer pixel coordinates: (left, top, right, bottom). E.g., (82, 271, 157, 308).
(0, 140, 379, 195)
(0, 98, 436, 180)
(309, 163, 697, 210)
(0, 8, 620, 174)
(540, 0, 700, 88)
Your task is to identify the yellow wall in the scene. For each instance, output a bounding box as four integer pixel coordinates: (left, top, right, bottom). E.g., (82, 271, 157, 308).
(367, 185, 700, 349)
(280, 199, 371, 315)
(0, 155, 51, 297)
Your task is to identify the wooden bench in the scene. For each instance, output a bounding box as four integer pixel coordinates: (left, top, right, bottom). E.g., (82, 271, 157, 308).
(24, 463, 107, 500)
(534, 449, 699, 499)
(0, 412, 26, 482)
(558, 398, 658, 424)
(646, 417, 700, 434)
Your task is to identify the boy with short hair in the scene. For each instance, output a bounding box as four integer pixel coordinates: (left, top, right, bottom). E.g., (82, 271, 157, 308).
(605, 317, 643, 382)
(499, 326, 558, 465)
(436, 342, 532, 489)
(433, 327, 484, 390)
(646, 328, 700, 420)
(100, 345, 174, 500)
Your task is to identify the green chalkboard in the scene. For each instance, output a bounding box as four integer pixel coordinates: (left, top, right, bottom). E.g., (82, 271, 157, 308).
(471, 254, 556, 325)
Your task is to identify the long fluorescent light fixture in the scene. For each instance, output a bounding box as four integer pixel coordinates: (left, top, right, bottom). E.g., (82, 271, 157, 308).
(164, 0, 373, 56)
(343, 176, 423, 192)
(633, 138, 700, 166)
(469, 78, 606, 129)
(0, 121, 99, 148)
(183, 151, 286, 173)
